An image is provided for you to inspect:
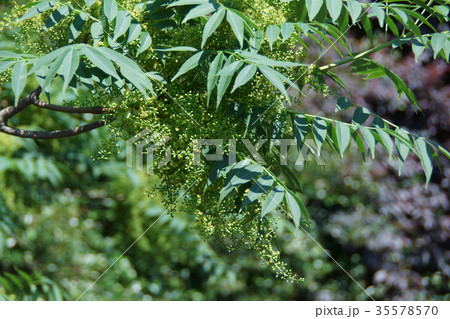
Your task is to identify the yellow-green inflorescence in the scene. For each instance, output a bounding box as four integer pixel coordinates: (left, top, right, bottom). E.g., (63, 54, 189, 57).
(1, 0, 329, 282)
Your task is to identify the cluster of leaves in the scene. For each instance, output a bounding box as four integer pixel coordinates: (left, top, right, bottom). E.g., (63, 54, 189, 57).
(0, 0, 449, 281)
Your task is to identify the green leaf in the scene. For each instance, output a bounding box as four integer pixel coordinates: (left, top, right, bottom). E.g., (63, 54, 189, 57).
(231, 64, 257, 93)
(371, 3, 385, 27)
(249, 29, 263, 52)
(431, 33, 446, 59)
(395, 128, 410, 176)
(217, 60, 243, 76)
(375, 128, 394, 160)
(359, 126, 376, 159)
(84, 0, 97, 7)
(326, 0, 342, 23)
(306, 0, 323, 20)
(42, 50, 67, 89)
(113, 11, 132, 40)
(154, 46, 198, 52)
(43, 5, 70, 31)
(183, 3, 217, 23)
(336, 122, 351, 157)
(126, 21, 142, 44)
(415, 138, 434, 187)
(0, 60, 15, 73)
(261, 185, 284, 217)
(137, 32, 152, 56)
(360, 12, 373, 45)
(244, 107, 265, 136)
(294, 0, 308, 22)
(205, 156, 235, 188)
(351, 128, 366, 160)
(227, 10, 245, 48)
(90, 22, 104, 46)
(385, 15, 399, 37)
(69, 13, 88, 43)
(219, 163, 264, 205)
(168, 0, 210, 7)
(11, 61, 27, 105)
(241, 175, 274, 211)
(146, 71, 167, 84)
(285, 190, 309, 229)
(346, 0, 362, 24)
(172, 51, 209, 81)
(59, 49, 79, 91)
(335, 96, 353, 113)
(258, 65, 290, 102)
(436, 144, 450, 160)
(266, 25, 280, 50)
(294, 113, 309, 150)
(95, 47, 142, 72)
(412, 37, 426, 62)
(28, 46, 69, 75)
(207, 52, 224, 105)
(352, 107, 370, 125)
(312, 118, 327, 155)
(18, 1, 57, 22)
(216, 56, 241, 106)
(281, 22, 295, 41)
(202, 8, 226, 48)
(82, 46, 120, 79)
(236, 51, 303, 68)
(351, 58, 421, 111)
(435, 5, 449, 18)
(121, 67, 154, 97)
(103, 0, 118, 23)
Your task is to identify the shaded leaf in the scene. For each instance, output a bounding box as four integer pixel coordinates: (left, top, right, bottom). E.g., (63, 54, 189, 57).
(312, 118, 327, 155)
(44, 5, 70, 31)
(294, 113, 309, 150)
(18, 1, 57, 22)
(69, 13, 88, 43)
(241, 175, 274, 211)
(261, 185, 284, 217)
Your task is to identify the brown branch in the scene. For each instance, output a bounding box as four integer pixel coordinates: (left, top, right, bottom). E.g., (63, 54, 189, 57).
(0, 86, 115, 139)
(0, 87, 41, 122)
(0, 121, 106, 139)
(33, 100, 113, 114)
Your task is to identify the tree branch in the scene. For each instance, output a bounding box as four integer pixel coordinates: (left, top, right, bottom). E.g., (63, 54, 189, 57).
(0, 121, 107, 139)
(32, 99, 113, 114)
(0, 86, 114, 139)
